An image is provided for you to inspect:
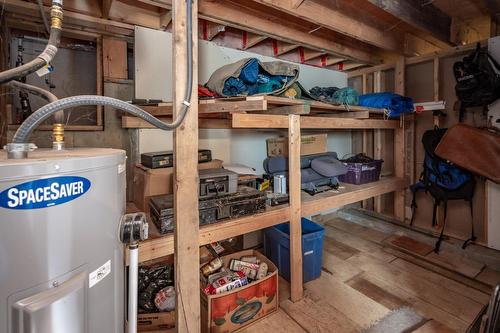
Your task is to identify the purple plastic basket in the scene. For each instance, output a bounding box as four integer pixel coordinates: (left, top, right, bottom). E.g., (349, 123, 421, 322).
(338, 159, 383, 185)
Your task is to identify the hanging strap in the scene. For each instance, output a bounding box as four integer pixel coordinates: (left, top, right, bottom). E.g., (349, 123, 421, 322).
(410, 189, 418, 226)
(434, 200, 448, 253)
(431, 199, 440, 227)
(462, 200, 476, 249)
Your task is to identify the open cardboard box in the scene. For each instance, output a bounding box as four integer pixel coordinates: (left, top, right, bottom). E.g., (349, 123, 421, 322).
(200, 250, 278, 333)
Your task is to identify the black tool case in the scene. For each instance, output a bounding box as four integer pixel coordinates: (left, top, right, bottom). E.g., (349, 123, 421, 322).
(149, 186, 266, 234)
(141, 149, 212, 169)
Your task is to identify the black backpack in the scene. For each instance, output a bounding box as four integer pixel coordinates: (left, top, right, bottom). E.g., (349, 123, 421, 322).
(454, 43, 500, 122)
(410, 128, 476, 252)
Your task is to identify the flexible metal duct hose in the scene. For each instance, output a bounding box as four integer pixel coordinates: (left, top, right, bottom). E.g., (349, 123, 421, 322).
(12, 96, 190, 143)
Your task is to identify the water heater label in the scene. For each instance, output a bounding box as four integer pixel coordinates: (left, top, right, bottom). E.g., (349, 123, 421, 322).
(89, 260, 111, 288)
(0, 176, 91, 210)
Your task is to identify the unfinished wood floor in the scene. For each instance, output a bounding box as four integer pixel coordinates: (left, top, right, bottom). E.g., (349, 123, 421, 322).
(243, 211, 500, 333)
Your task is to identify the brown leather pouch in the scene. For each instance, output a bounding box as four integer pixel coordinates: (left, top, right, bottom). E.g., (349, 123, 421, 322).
(435, 124, 500, 183)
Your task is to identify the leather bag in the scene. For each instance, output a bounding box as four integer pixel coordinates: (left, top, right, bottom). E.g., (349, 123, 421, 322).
(435, 124, 500, 183)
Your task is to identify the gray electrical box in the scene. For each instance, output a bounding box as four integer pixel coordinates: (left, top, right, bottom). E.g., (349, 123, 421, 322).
(0, 148, 126, 333)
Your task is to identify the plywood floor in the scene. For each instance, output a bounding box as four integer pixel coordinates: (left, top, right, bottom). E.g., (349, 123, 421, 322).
(242, 211, 500, 333)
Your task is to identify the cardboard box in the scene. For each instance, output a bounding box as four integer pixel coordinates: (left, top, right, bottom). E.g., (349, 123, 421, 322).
(133, 159, 223, 213)
(201, 250, 278, 333)
(138, 311, 175, 332)
(137, 256, 176, 331)
(266, 134, 327, 157)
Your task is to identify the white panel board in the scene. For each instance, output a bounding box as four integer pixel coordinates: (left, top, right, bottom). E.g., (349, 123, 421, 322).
(487, 181, 500, 251)
(134, 27, 349, 174)
(134, 27, 172, 100)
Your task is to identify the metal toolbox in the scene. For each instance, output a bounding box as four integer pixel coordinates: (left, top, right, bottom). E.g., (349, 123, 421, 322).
(149, 186, 266, 234)
(141, 149, 212, 169)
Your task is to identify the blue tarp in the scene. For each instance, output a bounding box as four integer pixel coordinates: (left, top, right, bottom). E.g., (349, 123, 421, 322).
(358, 92, 414, 118)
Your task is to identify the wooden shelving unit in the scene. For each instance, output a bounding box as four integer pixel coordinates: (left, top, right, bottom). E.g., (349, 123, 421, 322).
(129, 97, 407, 304)
(130, 176, 404, 264)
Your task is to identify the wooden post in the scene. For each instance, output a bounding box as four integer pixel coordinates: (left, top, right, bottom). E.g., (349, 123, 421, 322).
(433, 57, 440, 126)
(288, 114, 303, 302)
(173, 0, 200, 332)
(394, 57, 406, 222)
(433, 57, 443, 228)
(373, 71, 383, 213)
(96, 37, 103, 127)
(361, 74, 373, 210)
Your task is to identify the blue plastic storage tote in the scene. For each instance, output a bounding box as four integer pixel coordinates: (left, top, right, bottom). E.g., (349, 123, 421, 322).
(263, 217, 324, 283)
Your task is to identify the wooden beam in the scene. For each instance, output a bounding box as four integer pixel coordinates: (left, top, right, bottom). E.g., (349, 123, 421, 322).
(198, 0, 380, 63)
(160, 10, 172, 30)
(250, 0, 403, 51)
(291, 0, 306, 8)
(96, 37, 103, 127)
(136, 0, 171, 9)
(301, 48, 325, 61)
(317, 111, 370, 119)
(273, 40, 300, 56)
(342, 63, 367, 71)
(347, 63, 396, 78)
(107, 0, 161, 29)
(267, 104, 310, 115)
(325, 56, 346, 67)
(301, 177, 406, 216)
(122, 116, 232, 129)
(288, 114, 303, 302)
(232, 114, 400, 129)
(394, 57, 405, 222)
(373, 71, 383, 214)
(241, 31, 267, 49)
(134, 207, 290, 263)
(364, 0, 451, 43)
(172, 0, 200, 331)
(102, 0, 113, 19)
(4, 0, 135, 32)
(202, 20, 226, 40)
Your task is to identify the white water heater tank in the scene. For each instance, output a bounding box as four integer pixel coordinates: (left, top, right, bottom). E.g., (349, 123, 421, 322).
(0, 148, 126, 333)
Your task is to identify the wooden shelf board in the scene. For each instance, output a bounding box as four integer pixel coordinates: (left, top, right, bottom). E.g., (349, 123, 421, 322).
(302, 177, 406, 216)
(121, 116, 232, 129)
(135, 205, 290, 264)
(231, 113, 400, 129)
(134, 96, 386, 117)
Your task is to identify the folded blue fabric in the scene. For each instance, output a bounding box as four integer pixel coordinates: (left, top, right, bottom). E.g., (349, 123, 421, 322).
(223, 77, 247, 96)
(239, 58, 259, 84)
(358, 92, 414, 118)
(222, 58, 293, 96)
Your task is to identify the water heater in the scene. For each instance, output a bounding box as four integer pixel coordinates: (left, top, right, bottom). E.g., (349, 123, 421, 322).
(0, 148, 126, 333)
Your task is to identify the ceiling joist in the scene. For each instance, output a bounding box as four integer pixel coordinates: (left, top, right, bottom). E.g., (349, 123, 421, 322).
(363, 0, 452, 44)
(198, 0, 380, 63)
(249, 0, 402, 51)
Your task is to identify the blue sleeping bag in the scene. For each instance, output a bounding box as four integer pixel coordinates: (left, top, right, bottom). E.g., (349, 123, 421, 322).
(358, 92, 414, 118)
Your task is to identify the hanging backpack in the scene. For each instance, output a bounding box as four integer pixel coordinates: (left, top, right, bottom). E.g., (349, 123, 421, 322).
(410, 127, 476, 252)
(453, 43, 500, 122)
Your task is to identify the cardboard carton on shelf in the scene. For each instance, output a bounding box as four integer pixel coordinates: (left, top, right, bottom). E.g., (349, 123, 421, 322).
(133, 159, 223, 214)
(200, 249, 278, 333)
(266, 133, 327, 157)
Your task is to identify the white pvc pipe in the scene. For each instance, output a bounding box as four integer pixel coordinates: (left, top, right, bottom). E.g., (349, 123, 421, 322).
(128, 245, 139, 333)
